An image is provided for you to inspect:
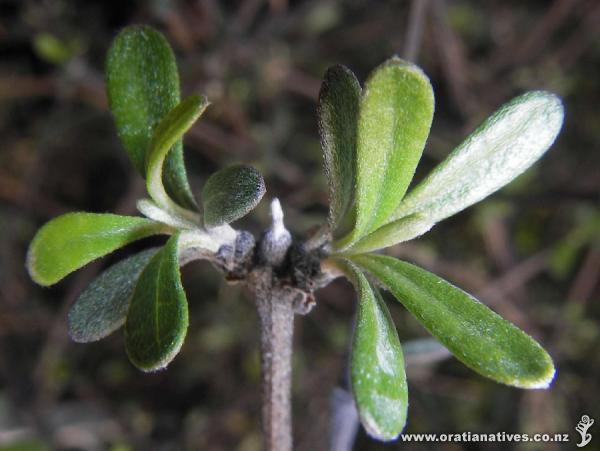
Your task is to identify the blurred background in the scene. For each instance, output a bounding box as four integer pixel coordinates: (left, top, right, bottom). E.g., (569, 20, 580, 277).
(1, 0, 599, 450)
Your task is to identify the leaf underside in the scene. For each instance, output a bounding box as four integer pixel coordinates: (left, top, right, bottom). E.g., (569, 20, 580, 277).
(393, 91, 564, 225)
(27, 212, 166, 286)
(125, 233, 189, 372)
(352, 254, 555, 389)
(106, 25, 196, 210)
(342, 261, 408, 441)
(202, 164, 266, 228)
(343, 57, 434, 249)
(318, 64, 361, 231)
(68, 248, 159, 343)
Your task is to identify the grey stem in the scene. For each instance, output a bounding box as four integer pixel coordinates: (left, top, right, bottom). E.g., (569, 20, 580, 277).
(329, 387, 359, 451)
(253, 269, 295, 451)
(250, 198, 295, 451)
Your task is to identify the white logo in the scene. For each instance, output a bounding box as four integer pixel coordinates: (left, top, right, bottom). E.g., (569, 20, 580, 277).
(575, 415, 594, 448)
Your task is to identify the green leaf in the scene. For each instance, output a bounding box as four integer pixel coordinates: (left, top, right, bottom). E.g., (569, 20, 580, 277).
(27, 213, 167, 286)
(341, 261, 408, 440)
(125, 233, 188, 372)
(202, 164, 266, 228)
(106, 25, 197, 210)
(146, 95, 208, 217)
(33, 32, 81, 65)
(342, 213, 433, 254)
(68, 248, 159, 343)
(318, 65, 361, 231)
(393, 91, 564, 225)
(352, 254, 555, 388)
(339, 57, 434, 249)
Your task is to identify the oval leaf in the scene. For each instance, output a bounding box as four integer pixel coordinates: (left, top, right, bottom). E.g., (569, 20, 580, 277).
(68, 248, 159, 343)
(27, 213, 167, 286)
(352, 254, 555, 389)
(202, 164, 266, 228)
(106, 25, 197, 210)
(339, 57, 434, 249)
(341, 261, 408, 440)
(146, 95, 208, 217)
(343, 213, 433, 254)
(318, 65, 361, 231)
(125, 233, 188, 372)
(393, 91, 564, 224)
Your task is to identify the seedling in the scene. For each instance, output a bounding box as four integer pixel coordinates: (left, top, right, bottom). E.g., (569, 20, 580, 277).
(27, 25, 564, 450)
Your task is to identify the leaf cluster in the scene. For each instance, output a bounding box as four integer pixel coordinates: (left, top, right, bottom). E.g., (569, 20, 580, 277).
(318, 58, 563, 439)
(26, 25, 565, 442)
(27, 26, 266, 372)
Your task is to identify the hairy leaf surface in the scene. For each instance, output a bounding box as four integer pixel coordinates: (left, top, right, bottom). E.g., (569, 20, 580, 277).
(69, 248, 159, 342)
(27, 213, 166, 286)
(393, 91, 564, 224)
(202, 165, 266, 228)
(318, 65, 360, 231)
(125, 233, 188, 372)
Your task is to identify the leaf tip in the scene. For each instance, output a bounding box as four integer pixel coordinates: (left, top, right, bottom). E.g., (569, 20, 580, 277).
(126, 336, 187, 373)
(321, 64, 359, 89)
(26, 221, 59, 287)
(528, 89, 564, 124)
(516, 358, 556, 390)
(67, 312, 96, 344)
(129, 356, 172, 373)
(360, 411, 405, 442)
(25, 244, 46, 287)
(190, 93, 211, 110)
(376, 55, 433, 86)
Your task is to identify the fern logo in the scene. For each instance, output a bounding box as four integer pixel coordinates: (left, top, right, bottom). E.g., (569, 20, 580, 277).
(576, 415, 594, 448)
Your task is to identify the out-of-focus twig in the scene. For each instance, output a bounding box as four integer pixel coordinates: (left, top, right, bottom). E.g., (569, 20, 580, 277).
(232, 0, 265, 35)
(566, 247, 600, 306)
(430, 0, 477, 118)
(490, 0, 576, 70)
(403, 0, 429, 62)
(554, 1, 600, 69)
(480, 251, 549, 302)
(328, 387, 359, 451)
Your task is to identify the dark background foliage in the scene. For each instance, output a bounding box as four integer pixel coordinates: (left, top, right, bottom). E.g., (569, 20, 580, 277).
(1, 1, 599, 450)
